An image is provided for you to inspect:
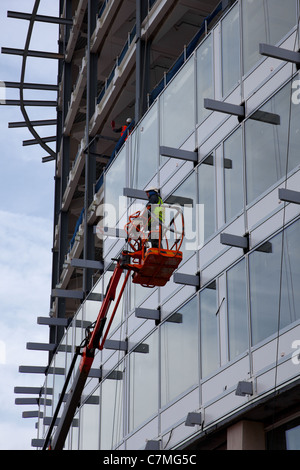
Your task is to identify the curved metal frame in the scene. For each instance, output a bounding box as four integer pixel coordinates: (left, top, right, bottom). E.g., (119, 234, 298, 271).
(19, 0, 56, 159)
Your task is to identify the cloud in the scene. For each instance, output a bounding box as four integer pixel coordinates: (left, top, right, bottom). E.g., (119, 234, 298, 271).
(0, 210, 53, 450)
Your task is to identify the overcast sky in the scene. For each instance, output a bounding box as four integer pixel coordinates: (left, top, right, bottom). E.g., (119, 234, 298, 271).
(0, 0, 60, 450)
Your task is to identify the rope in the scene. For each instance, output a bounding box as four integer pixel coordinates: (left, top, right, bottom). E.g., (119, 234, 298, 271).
(271, 13, 300, 439)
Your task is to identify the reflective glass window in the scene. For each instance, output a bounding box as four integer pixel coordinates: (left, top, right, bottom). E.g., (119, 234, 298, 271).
(160, 57, 195, 150)
(161, 296, 199, 406)
(286, 425, 300, 450)
(227, 259, 248, 360)
(100, 368, 123, 449)
(129, 331, 158, 430)
(221, 3, 241, 96)
(245, 80, 300, 205)
(198, 155, 216, 243)
(249, 219, 300, 346)
(131, 103, 158, 189)
(224, 127, 244, 222)
(105, 147, 127, 227)
(242, 0, 297, 75)
(79, 391, 100, 449)
(196, 34, 213, 124)
(166, 172, 197, 259)
(200, 285, 219, 377)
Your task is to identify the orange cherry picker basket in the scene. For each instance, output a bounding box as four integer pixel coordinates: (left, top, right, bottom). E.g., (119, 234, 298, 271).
(123, 202, 184, 287)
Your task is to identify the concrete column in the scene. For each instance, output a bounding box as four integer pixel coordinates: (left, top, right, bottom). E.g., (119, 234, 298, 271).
(227, 420, 265, 450)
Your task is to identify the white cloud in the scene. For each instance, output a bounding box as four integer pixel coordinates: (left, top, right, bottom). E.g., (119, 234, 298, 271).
(0, 0, 61, 451)
(0, 210, 53, 450)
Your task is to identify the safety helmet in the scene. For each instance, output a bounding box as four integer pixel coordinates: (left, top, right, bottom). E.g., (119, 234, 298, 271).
(145, 186, 159, 193)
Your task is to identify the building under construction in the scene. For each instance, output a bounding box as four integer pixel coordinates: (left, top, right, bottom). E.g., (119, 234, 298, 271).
(8, 0, 300, 450)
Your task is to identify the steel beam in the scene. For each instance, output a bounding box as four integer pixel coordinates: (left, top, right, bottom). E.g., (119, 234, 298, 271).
(160, 146, 198, 163)
(51, 289, 84, 300)
(204, 98, 245, 120)
(1, 47, 64, 60)
(23, 136, 56, 146)
(71, 258, 104, 270)
(22, 411, 42, 418)
(7, 10, 73, 26)
(173, 272, 200, 288)
(259, 43, 300, 66)
(3, 99, 57, 107)
(123, 187, 148, 200)
(14, 386, 52, 395)
(9, 119, 57, 128)
(5, 82, 58, 91)
(135, 308, 160, 321)
(279, 188, 300, 205)
(26, 343, 56, 352)
(37, 317, 69, 327)
(220, 233, 249, 250)
(103, 339, 128, 351)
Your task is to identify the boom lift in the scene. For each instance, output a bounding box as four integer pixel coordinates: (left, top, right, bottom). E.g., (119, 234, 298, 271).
(43, 204, 184, 450)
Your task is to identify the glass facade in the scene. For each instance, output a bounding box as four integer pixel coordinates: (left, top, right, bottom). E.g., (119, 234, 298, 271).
(36, 0, 300, 450)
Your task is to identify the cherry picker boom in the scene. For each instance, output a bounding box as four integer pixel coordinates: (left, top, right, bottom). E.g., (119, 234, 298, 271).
(43, 204, 184, 450)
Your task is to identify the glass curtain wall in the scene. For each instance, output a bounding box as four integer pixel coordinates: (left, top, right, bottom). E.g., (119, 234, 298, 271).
(242, 0, 297, 75)
(249, 219, 300, 346)
(200, 284, 219, 378)
(131, 103, 159, 190)
(100, 368, 124, 449)
(227, 259, 248, 360)
(160, 56, 195, 153)
(196, 33, 213, 124)
(245, 79, 300, 205)
(223, 127, 244, 223)
(160, 296, 199, 407)
(129, 331, 159, 431)
(221, 2, 240, 96)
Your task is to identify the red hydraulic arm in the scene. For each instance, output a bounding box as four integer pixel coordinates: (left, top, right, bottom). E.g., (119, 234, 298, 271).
(43, 204, 184, 450)
(43, 259, 131, 450)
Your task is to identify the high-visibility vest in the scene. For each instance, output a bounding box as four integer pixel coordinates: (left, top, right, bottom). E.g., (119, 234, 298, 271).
(153, 196, 165, 224)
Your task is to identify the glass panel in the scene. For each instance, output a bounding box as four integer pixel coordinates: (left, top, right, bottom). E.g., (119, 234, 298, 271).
(100, 367, 124, 449)
(160, 57, 195, 151)
(266, 0, 297, 46)
(197, 34, 213, 124)
(249, 232, 282, 346)
(245, 80, 300, 205)
(161, 296, 199, 406)
(286, 425, 300, 450)
(131, 103, 158, 189)
(129, 331, 158, 431)
(221, 3, 240, 96)
(166, 172, 197, 259)
(224, 127, 244, 222)
(198, 156, 216, 243)
(105, 147, 127, 227)
(200, 285, 219, 377)
(79, 390, 100, 450)
(279, 219, 300, 329)
(227, 259, 248, 360)
(242, 0, 297, 75)
(249, 219, 300, 346)
(102, 270, 125, 332)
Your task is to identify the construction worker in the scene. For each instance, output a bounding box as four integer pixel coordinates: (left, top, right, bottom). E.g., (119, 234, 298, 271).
(145, 187, 165, 248)
(111, 117, 132, 139)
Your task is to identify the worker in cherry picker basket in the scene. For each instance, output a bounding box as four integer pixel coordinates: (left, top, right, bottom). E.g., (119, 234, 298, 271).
(145, 187, 165, 249)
